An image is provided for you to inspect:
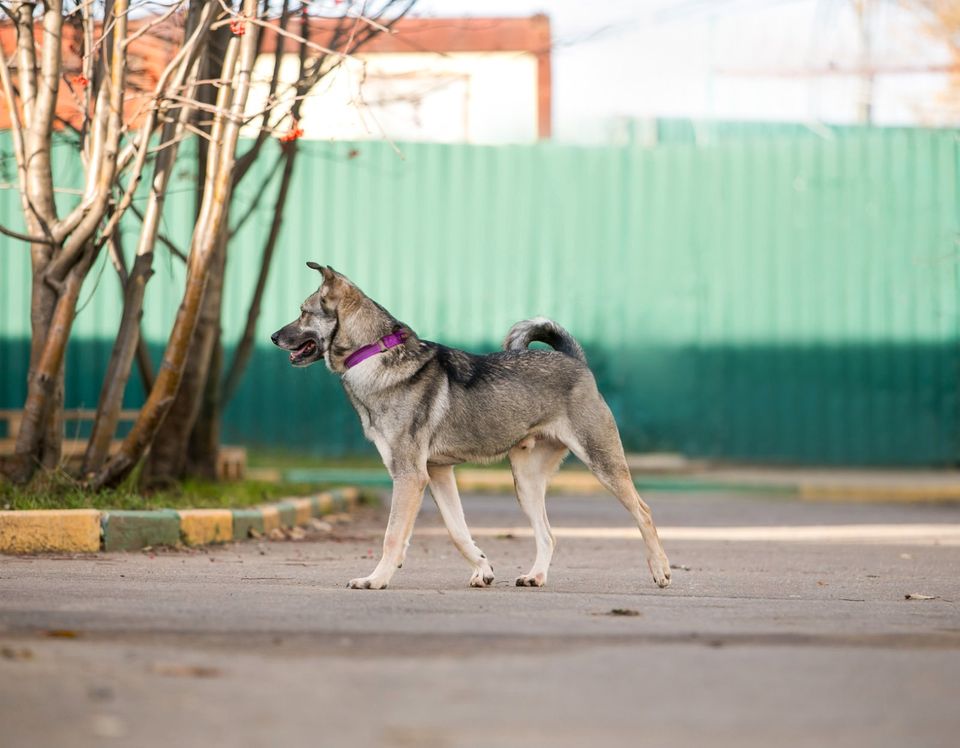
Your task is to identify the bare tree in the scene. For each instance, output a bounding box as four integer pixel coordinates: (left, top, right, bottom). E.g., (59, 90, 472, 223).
(2, 0, 135, 482)
(0, 0, 416, 488)
(150, 1, 416, 485)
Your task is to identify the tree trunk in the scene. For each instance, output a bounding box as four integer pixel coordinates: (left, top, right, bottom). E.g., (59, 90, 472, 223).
(186, 305, 224, 481)
(9, 248, 97, 481)
(138, 17, 230, 488)
(40, 368, 64, 472)
(82, 252, 155, 476)
(29, 251, 62, 474)
(141, 229, 226, 487)
(6, 0, 127, 484)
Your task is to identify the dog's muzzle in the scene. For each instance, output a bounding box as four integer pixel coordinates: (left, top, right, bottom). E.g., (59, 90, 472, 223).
(288, 339, 319, 365)
(271, 326, 323, 366)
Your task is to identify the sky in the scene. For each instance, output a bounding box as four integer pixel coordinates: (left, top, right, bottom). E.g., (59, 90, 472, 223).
(413, 0, 955, 143)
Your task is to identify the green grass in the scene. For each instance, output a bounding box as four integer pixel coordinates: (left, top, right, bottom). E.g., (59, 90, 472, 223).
(0, 471, 338, 512)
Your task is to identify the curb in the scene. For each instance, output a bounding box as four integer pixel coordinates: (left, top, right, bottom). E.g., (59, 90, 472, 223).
(0, 509, 101, 553)
(0, 487, 360, 555)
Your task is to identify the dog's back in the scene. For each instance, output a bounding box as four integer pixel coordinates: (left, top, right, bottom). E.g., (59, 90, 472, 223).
(422, 332, 599, 465)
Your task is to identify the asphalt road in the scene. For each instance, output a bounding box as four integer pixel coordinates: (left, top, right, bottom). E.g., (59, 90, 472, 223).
(1, 491, 959, 748)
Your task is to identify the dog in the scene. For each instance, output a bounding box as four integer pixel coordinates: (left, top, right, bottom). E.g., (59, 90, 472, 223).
(272, 263, 671, 590)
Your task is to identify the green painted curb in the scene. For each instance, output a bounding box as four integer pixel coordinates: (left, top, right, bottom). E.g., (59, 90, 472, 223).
(102, 510, 181, 552)
(274, 502, 298, 528)
(231, 508, 265, 539)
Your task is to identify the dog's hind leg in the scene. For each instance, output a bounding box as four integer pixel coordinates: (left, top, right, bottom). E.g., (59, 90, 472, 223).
(562, 406, 672, 588)
(509, 439, 568, 587)
(427, 465, 495, 588)
(348, 470, 427, 590)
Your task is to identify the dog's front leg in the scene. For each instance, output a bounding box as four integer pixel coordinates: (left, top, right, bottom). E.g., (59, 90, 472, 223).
(348, 471, 427, 590)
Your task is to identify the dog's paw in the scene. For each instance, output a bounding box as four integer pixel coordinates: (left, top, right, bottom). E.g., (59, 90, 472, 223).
(469, 565, 495, 588)
(347, 576, 389, 590)
(515, 573, 546, 587)
(649, 557, 671, 588)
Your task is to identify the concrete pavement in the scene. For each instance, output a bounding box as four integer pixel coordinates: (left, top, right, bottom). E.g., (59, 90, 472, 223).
(1, 491, 959, 747)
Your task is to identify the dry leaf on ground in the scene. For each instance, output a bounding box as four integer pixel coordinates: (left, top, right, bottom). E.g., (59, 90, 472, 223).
(151, 662, 222, 678)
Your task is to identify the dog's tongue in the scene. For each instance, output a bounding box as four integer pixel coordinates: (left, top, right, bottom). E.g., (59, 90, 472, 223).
(290, 340, 316, 363)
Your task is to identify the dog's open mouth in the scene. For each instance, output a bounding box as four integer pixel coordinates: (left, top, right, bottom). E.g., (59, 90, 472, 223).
(290, 339, 319, 365)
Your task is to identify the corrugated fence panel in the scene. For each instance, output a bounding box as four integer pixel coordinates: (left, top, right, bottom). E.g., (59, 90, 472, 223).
(0, 128, 957, 464)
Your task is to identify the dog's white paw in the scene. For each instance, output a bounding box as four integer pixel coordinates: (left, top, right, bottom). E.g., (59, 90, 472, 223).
(469, 564, 495, 588)
(515, 572, 546, 587)
(649, 556, 671, 588)
(347, 576, 389, 590)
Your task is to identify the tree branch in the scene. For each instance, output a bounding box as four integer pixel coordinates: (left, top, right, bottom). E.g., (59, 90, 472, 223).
(0, 222, 57, 244)
(222, 143, 296, 404)
(45, 0, 129, 278)
(128, 203, 187, 263)
(232, 0, 290, 185)
(79, 0, 95, 160)
(34, 0, 64, 143)
(12, 1, 38, 129)
(92, 1, 216, 253)
(123, 0, 186, 48)
(0, 32, 28, 201)
(228, 146, 284, 237)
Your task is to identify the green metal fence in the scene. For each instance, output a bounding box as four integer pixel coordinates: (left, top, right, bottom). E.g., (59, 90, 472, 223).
(1, 125, 958, 464)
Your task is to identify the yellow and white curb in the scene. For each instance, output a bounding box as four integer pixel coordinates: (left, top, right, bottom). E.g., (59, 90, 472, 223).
(0, 487, 360, 554)
(0, 509, 101, 553)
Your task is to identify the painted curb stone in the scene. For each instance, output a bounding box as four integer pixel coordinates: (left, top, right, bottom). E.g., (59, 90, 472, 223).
(231, 508, 265, 539)
(102, 510, 180, 552)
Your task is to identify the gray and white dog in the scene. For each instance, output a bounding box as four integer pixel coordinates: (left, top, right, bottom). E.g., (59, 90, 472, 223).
(272, 263, 671, 590)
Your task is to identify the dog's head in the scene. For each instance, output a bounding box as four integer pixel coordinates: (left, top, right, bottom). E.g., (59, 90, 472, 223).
(271, 262, 350, 368)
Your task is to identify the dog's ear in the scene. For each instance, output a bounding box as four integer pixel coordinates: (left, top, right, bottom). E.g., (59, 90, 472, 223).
(308, 262, 348, 304)
(306, 261, 336, 283)
(307, 260, 340, 283)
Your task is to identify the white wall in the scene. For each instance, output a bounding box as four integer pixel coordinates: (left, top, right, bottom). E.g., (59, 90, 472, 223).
(416, 1, 958, 143)
(245, 51, 540, 144)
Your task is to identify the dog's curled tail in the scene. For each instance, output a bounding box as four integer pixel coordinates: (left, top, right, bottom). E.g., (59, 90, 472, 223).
(503, 317, 587, 364)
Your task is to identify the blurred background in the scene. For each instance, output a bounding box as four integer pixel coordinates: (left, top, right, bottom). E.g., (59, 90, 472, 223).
(1, 0, 958, 468)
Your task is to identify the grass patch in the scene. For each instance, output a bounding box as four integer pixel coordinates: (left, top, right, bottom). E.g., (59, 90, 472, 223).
(0, 471, 336, 512)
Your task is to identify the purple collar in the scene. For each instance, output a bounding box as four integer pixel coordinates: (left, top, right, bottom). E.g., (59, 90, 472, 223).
(344, 329, 409, 369)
